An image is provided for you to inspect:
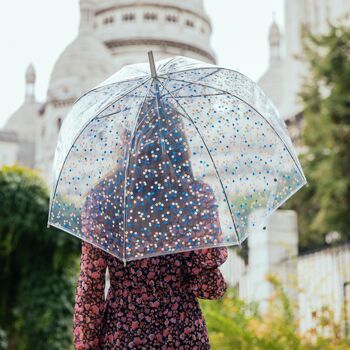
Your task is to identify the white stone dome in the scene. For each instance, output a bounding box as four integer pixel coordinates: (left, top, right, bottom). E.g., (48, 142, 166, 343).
(47, 33, 116, 102)
(3, 102, 40, 142)
(47, 0, 117, 102)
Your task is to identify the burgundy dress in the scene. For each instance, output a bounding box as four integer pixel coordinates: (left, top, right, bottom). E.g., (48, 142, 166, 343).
(73, 181, 228, 349)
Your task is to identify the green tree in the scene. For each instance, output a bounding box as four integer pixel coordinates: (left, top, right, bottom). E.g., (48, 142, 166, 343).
(0, 166, 80, 349)
(286, 25, 350, 252)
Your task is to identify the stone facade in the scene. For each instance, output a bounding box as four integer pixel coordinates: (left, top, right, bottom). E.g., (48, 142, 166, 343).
(1, 0, 215, 181)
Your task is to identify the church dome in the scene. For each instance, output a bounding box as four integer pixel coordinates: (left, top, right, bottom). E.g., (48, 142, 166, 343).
(47, 0, 116, 102)
(3, 102, 40, 142)
(93, 0, 215, 65)
(47, 34, 116, 101)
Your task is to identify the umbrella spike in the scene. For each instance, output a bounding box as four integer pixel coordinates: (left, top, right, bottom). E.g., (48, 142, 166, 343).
(148, 51, 157, 78)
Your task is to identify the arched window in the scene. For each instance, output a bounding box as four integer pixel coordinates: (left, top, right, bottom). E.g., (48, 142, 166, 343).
(103, 16, 115, 25)
(165, 14, 178, 23)
(57, 117, 62, 130)
(144, 12, 157, 21)
(185, 19, 194, 28)
(122, 13, 135, 21)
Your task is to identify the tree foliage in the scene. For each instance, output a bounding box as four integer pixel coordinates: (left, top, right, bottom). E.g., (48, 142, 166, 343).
(286, 25, 350, 252)
(0, 166, 80, 349)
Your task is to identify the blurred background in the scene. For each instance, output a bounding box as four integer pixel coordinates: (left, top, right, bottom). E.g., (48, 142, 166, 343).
(0, 1, 349, 349)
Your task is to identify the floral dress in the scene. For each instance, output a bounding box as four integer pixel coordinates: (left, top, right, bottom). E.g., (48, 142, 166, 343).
(73, 244, 227, 349)
(73, 181, 228, 349)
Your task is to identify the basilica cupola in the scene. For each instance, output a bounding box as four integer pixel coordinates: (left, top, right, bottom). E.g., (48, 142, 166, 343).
(46, 0, 116, 103)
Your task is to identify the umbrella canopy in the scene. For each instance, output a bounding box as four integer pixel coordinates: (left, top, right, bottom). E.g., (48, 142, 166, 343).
(48, 52, 307, 263)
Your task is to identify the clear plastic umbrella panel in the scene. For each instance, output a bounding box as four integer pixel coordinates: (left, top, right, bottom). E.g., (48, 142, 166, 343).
(48, 52, 307, 264)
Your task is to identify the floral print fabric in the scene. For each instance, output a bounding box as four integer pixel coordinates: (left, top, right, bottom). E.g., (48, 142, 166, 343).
(73, 244, 227, 349)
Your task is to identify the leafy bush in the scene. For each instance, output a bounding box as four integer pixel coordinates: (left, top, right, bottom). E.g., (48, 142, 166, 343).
(201, 276, 350, 350)
(0, 166, 80, 349)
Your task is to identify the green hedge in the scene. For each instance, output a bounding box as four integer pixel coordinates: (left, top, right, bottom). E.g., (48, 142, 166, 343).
(0, 166, 80, 349)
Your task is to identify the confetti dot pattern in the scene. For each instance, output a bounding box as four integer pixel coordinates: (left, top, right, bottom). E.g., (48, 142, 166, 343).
(48, 56, 307, 262)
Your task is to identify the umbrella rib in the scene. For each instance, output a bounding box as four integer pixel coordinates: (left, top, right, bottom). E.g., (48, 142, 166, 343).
(72, 76, 149, 107)
(167, 77, 306, 183)
(158, 80, 241, 246)
(133, 75, 172, 131)
(164, 93, 225, 99)
(160, 68, 221, 98)
(48, 78, 151, 225)
(121, 81, 154, 264)
(164, 66, 253, 87)
(156, 56, 177, 72)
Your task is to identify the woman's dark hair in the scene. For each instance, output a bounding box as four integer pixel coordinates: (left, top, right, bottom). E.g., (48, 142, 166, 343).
(124, 96, 197, 255)
(82, 90, 223, 259)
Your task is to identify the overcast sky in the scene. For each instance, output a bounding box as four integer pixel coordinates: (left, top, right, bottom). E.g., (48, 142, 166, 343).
(0, 0, 284, 126)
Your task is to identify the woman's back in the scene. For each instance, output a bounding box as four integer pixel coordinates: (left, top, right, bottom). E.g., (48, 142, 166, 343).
(73, 241, 227, 349)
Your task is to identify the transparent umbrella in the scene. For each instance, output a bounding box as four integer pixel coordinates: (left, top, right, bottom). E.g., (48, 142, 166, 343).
(48, 52, 307, 264)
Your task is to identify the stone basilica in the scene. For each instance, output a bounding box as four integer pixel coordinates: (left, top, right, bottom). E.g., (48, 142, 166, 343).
(1, 0, 349, 182)
(0, 0, 215, 181)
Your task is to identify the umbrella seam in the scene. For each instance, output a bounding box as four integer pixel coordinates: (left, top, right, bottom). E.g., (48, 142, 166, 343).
(48, 78, 151, 226)
(160, 68, 221, 98)
(72, 76, 149, 107)
(158, 80, 241, 246)
(164, 66, 257, 91)
(134, 75, 173, 131)
(121, 81, 154, 264)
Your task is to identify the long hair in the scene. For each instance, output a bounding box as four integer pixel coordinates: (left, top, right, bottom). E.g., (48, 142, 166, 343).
(124, 96, 197, 257)
(82, 93, 221, 259)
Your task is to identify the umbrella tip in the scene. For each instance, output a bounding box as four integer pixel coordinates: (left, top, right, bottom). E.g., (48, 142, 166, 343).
(148, 51, 157, 78)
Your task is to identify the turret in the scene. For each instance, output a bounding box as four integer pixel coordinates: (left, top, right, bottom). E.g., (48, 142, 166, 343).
(268, 17, 281, 65)
(25, 63, 36, 103)
(79, 0, 95, 34)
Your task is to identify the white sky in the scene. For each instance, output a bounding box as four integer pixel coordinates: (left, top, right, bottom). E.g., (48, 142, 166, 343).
(0, 0, 284, 127)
